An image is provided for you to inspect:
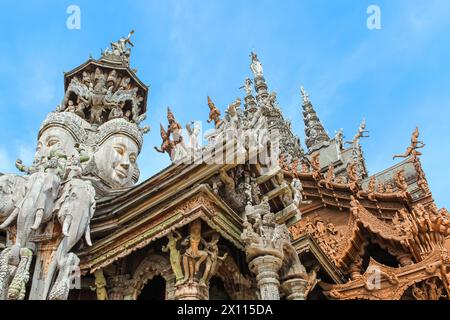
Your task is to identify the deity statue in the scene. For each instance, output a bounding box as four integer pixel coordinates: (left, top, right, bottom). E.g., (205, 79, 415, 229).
(200, 233, 227, 285)
(385, 183, 394, 193)
(393, 127, 425, 160)
(394, 169, 408, 193)
(324, 164, 335, 188)
(155, 123, 175, 159)
(103, 30, 135, 64)
(90, 269, 109, 300)
(290, 178, 311, 207)
(335, 128, 344, 150)
(164, 108, 181, 143)
(186, 121, 201, 154)
(225, 98, 241, 130)
(207, 96, 222, 129)
(347, 162, 359, 184)
(310, 153, 321, 179)
(346, 118, 369, 146)
(180, 220, 208, 285)
(162, 230, 184, 284)
(250, 52, 263, 78)
(349, 195, 360, 217)
(239, 77, 253, 96)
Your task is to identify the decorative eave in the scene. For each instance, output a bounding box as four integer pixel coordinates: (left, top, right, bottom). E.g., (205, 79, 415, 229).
(289, 172, 410, 216)
(79, 184, 244, 273)
(320, 250, 450, 300)
(91, 139, 245, 230)
(292, 234, 346, 284)
(290, 189, 413, 273)
(332, 204, 412, 270)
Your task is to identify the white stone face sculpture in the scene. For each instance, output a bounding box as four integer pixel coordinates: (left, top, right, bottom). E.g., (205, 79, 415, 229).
(94, 134, 139, 188)
(37, 112, 90, 163)
(36, 127, 78, 163)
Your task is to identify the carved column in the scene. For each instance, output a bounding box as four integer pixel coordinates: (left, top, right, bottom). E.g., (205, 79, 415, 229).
(162, 271, 176, 300)
(173, 282, 209, 300)
(249, 255, 283, 300)
(29, 221, 62, 300)
(349, 257, 363, 281)
(282, 278, 308, 300)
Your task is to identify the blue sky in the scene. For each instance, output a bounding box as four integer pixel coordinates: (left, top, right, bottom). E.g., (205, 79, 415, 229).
(0, 0, 449, 208)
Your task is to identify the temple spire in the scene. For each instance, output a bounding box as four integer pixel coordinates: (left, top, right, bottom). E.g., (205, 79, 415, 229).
(301, 86, 330, 151)
(250, 51, 269, 104)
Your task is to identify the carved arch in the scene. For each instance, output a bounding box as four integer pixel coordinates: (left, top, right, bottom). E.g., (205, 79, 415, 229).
(128, 253, 173, 299)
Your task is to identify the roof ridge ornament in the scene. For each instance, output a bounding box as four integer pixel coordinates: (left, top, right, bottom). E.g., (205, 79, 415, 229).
(102, 30, 135, 67)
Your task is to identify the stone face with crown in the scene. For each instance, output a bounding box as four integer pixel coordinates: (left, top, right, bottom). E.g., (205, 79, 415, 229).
(0, 33, 449, 301)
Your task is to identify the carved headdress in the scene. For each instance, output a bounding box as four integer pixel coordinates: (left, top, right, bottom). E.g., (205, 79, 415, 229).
(96, 117, 144, 152)
(39, 111, 89, 143)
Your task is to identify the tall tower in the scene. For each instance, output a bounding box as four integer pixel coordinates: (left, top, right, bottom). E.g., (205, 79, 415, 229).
(249, 52, 303, 160)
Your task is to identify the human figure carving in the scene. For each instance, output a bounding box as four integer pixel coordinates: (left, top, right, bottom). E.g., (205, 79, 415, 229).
(180, 220, 208, 284)
(239, 77, 253, 96)
(186, 121, 201, 154)
(346, 118, 369, 146)
(90, 269, 109, 300)
(250, 52, 263, 78)
(393, 127, 425, 160)
(225, 98, 241, 129)
(200, 233, 227, 285)
(349, 196, 360, 217)
(207, 96, 222, 129)
(162, 230, 184, 284)
(290, 178, 311, 207)
(154, 124, 174, 158)
(310, 153, 321, 180)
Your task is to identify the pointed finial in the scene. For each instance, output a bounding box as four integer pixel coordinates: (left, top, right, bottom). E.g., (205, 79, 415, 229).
(167, 107, 175, 121)
(300, 86, 310, 104)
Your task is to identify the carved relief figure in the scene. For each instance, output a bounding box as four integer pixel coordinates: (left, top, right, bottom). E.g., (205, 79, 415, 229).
(200, 233, 227, 285)
(90, 269, 109, 300)
(162, 230, 184, 284)
(180, 220, 208, 285)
